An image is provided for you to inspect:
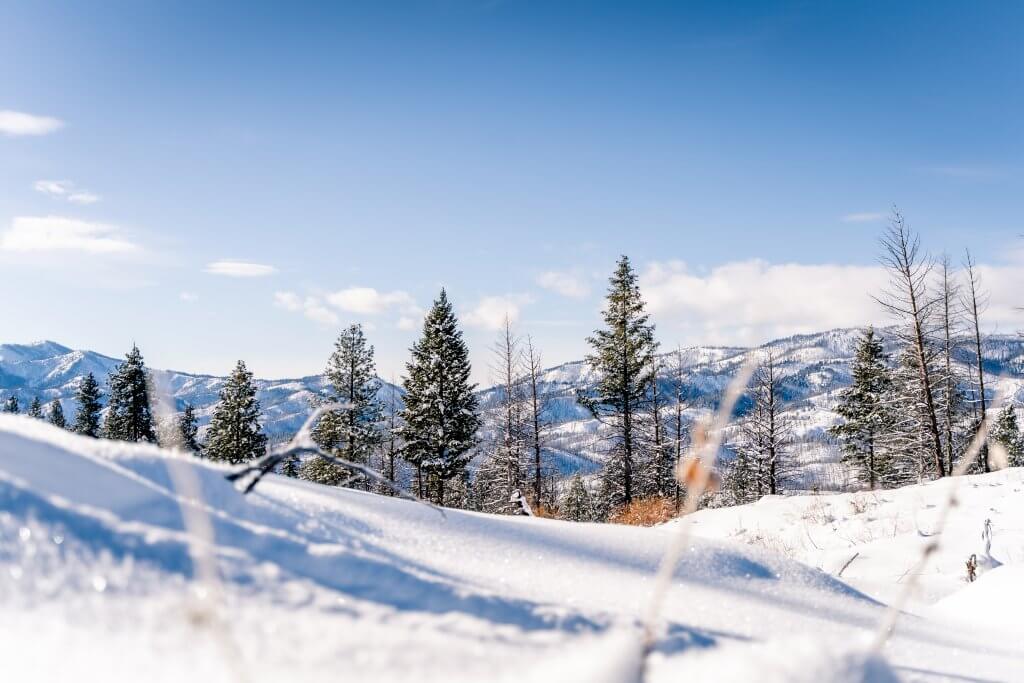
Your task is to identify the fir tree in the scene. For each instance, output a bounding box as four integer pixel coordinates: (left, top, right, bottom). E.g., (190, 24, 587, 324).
(830, 328, 895, 489)
(400, 289, 480, 506)
(48, 400, 66, 429)
(178, 403, 201, 454)
(580, 256, 658, 509)
(990, 405, 1023, 468)
(560, 475, 595, 522)
(103, 345, 157, 443)
(3, 396, 19, 414)
(204, 361, 267, 464)
(308, 324, 383, 489)
(27, 396, 43, 418)
(73, 373, 103, 437)
(729, 349, 792, 501)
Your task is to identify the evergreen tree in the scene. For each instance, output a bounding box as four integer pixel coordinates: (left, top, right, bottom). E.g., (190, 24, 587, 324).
(204, 361, 267, 464)
(580, 256, 658, 509)
(560, 475, 595, 522)
(308, 324, 383, 489)
(990, 405, 1023, 468)
(279, 452, 301, 478)
(830, 328, 895, 489)
(3, 396, 19, 414)
(178, 403, 201, 454)
(400, 289, 481, 506)
(48, 400, 66, 429)
(27, 396, 43, 418)
(73, 373, 103, 437)
(729, 349, 792, 501)
(103, 345, 157, 443)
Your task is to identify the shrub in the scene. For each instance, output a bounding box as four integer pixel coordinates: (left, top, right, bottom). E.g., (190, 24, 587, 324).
(608, 496, 678, 526)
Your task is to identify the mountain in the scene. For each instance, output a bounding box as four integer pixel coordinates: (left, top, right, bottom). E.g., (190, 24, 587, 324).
(3, 328, 1024, 483)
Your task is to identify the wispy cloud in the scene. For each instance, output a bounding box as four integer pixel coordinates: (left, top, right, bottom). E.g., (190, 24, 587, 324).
(0, 215, 139, 254)
(274, 291, 339, 326)
(536, 269, 591, 299)
(326, 287, 418, 315)
(179, 291, 199, 302)
(464, 294, 532, 330)
(0, 110, 63, 136)
(205, 260, 277, 277)
(33, 179, 101, 205)
(841, 212, 885, 223)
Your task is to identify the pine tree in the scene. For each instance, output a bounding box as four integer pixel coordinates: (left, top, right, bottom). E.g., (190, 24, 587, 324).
(377, 379, 404, 494)
(560, 475, 595, 522)
(3, 396, 19, 414)
(73, 373, 103, 437)
(580, 256, 658, 510)
(27, 396, 43, 418)
(204, 361, 267, 464)
(830, 328, 895, 489)
(990, 405, 1023, 468)
(524, 337, 552, 509)
(307, 324, 383, 489)
(400, 289, 481, 506)
(103, 345, 157, 443)
(177, 403, 201, 454)
(48, 400, 66, 429)
(729, 349, 792, 501)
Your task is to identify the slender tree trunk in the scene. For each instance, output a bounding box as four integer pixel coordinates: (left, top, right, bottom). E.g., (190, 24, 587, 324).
(964, 251, 989, 472)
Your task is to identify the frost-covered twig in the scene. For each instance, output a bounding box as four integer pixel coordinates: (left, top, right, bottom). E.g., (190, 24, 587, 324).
(640, 357, 757, 655)
(226, 404, 445, 517)
(869, 389, 1006, 653)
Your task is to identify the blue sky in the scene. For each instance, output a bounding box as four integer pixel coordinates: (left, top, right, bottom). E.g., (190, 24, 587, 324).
(2, 1, 1022, 383)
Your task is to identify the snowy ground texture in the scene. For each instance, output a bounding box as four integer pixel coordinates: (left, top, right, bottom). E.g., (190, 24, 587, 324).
(1, 416, 1022, 682)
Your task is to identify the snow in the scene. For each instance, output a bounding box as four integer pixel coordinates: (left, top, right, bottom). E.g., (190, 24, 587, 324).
(930, 564, 1024, 635)
(2, 415, 1023, 681)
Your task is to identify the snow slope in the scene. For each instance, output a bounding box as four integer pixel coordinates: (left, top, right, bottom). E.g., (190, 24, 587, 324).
(682, 469, 1024, 613)
(1, 416, 1021, 681)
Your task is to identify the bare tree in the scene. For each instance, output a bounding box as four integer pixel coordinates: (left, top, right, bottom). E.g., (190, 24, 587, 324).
(875, 211, 946, 478)
(379, 377, 404, 493)
(937, 255, 965, 474)
(962, 249, 990, 472)
(665, 347, 688, 508)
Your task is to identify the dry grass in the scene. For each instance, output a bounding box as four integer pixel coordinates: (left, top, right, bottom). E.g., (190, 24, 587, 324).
(609, 496, 678, 526)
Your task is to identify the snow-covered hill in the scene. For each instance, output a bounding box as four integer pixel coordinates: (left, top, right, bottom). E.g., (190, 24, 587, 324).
(4, 329, 1024, 482)
(2, 416, 1022, 681)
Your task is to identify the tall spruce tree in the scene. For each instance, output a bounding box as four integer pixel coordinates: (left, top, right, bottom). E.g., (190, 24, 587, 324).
(990, 405, 1023, 468)
(104, 345, 157, 443)
(580, 256, 658, 511)
(74, 373, 103, 437)
(3, 396, 19, 414)
(204, 361, 267, 464)
(830, 328, 895, 489)
(48, 400, 66, 429)
(27, 396, 43, 418)
(305, 324, 383, 488)
(400, 289, 480, 506)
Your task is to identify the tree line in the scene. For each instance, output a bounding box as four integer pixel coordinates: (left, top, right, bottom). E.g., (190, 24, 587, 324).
(4, 216, 1019, 520)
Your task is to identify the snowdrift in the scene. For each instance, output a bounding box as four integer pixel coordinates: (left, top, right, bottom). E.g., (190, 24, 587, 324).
(1, 416, 1021, 681)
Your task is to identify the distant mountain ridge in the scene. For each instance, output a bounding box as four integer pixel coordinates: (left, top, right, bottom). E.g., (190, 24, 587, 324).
(3, 328, 1023, 481)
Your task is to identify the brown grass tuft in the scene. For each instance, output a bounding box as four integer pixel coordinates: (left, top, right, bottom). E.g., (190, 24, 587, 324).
(609, 496, 678, 526)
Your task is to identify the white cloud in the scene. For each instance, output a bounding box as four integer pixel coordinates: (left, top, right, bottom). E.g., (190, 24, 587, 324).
(205, 260, 277, 277)
(179, 291, 199, 302)
(396, 316, 418, 331)
(640, 257, 1024, 346)
(68, 191, 101, 205)
(639, 260, 887, 346)
(841, 212, 885, 223)
(326, 287, 418, 315)
(0, 215, 138, 254)
(34, 180, 101, 205)
(536, 269, 591, 299)
(0, 110, 63, 136)
(464, 294, 533, 331)
(274, 291, 339, 326)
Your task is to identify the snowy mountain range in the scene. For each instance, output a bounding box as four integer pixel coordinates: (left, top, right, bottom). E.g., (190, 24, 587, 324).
(3, 329, 1023, 482)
